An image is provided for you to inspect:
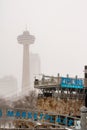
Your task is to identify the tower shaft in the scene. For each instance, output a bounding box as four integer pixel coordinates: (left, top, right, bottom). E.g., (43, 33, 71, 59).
(22, 44, 29, 92)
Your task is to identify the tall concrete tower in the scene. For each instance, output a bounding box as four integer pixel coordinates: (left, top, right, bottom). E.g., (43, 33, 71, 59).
(17, 30, 35, 93)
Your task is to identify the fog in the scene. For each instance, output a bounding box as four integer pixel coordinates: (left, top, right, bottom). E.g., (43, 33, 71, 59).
(0, 0, 87, 90)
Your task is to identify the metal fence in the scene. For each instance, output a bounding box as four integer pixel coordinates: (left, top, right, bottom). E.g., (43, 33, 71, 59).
(0, 128, 66, 130)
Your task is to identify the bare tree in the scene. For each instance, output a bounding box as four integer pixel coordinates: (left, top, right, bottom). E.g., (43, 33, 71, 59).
(13, 90, 38, 110)
(0, 97, 11, 128)
(12, 90, 38, 128)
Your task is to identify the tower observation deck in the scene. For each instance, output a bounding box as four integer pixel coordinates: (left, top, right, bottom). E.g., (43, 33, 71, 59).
(17, 30, 35, 94)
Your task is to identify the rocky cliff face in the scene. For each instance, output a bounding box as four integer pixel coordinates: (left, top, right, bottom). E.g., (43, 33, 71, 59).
(37, 97, 84, 116)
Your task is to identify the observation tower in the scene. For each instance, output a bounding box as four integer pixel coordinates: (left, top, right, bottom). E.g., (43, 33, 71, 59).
(17, 30, 35, 93)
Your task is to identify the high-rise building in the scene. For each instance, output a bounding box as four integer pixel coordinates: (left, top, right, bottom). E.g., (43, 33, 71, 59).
(0, 76, 17, 97)
(30, 53, 41, 89)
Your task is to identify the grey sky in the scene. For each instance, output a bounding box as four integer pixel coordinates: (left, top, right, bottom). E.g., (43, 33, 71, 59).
(0, 0, 87, 83)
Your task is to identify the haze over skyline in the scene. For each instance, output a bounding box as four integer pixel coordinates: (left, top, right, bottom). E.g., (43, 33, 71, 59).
(0, 0, 87, 85)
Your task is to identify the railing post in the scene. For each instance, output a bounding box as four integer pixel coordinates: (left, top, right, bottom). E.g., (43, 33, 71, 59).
(80, 106, 87, 130)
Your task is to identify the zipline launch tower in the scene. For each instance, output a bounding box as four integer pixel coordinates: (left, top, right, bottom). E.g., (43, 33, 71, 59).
(17, 30, 35, 93)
